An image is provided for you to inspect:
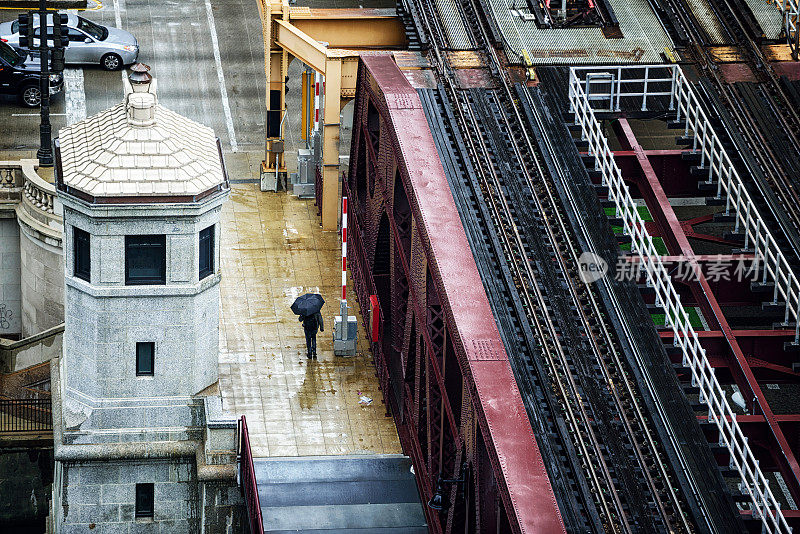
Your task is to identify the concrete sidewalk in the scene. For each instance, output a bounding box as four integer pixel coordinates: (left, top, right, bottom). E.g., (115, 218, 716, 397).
(218, 152, 401, 458)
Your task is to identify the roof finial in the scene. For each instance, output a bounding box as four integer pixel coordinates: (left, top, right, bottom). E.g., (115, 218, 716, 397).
(126, 63, 156, 127)
(128, 63, 152, 93)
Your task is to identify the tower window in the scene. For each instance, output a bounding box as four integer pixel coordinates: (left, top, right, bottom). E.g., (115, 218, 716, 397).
(199, 225, 214, 279)
(136, 342, 154, 376)
(135, 483, 154, 518)
(125, 235, 166, 285)
(73, 227, 90, 282)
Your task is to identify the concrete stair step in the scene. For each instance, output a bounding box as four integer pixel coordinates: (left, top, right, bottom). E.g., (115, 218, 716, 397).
(258, 478, 421, 507)
(254, 454, 414, 484)
(262, 503, 427, 532)
(256, 455, 426, 533)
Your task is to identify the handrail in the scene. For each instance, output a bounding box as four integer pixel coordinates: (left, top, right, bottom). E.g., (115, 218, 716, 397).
(0, 159, 63, 245)
(570, 63, 800, 344)
(774, 0, 800, 51)
(569, 65, 677, 112)
(672, 70, 800, 343)
(0, 323, 64, 351)
(237, 415, 264, 534)
(0, 397, 52, 433)
(23, 169, 58, 215)
(570, 67, 790, 533)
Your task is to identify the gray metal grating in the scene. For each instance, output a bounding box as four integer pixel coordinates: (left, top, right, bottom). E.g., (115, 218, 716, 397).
(743, 0, 783, 39)
(685, 0, 727, 44)
(434, 0, 474, 49)
(489, 0, 674, 64)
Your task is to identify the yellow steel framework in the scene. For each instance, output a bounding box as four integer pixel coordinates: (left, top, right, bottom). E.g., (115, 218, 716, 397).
(257, 0, 406, 230)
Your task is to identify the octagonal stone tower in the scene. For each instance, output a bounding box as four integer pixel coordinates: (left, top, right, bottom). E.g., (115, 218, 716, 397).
(51, 70, 241, 533)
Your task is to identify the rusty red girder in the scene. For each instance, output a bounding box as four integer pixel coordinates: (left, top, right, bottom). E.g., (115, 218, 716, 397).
(612, 117, 800, 514)
(341, 56, 565, 534)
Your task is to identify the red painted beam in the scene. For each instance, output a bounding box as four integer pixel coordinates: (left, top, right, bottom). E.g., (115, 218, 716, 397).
(616, 117, 800, 501)
(739, 509, 800, 518)
(627, 254, 756, 263)
(588, 149, 688, 157)
(359, 56, 567, 534)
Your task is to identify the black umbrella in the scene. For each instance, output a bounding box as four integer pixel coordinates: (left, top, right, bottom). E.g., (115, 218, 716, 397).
(291, 293, 325, 316)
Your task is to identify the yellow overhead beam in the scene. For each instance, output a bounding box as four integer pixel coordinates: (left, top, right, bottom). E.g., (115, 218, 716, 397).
(289, 8, 407, 49)
(275, 19, 328, 74)
(260, 0, 405, 229)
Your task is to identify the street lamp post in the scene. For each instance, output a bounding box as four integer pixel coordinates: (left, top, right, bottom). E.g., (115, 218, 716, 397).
(36, 0, 53, 167)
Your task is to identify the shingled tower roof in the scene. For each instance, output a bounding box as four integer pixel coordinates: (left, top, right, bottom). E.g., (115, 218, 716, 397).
(57, 68, 226, 202)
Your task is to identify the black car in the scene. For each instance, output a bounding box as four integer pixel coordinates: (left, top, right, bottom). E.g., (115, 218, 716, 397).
(0, 40, 62, 107)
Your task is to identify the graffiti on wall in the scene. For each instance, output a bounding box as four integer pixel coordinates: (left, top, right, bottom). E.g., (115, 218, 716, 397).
(0, 303, 13, 330)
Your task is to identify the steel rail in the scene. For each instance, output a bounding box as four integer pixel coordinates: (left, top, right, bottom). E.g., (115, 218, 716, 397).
(411, 0, 632, 528)
(458, 0, 693, 530)
(412, 0, 697, 529)
(524, 77, 716, 531)
(513, 85, 694, 533)
(665, 0, 800, 263)
(488, 73, 690, 533)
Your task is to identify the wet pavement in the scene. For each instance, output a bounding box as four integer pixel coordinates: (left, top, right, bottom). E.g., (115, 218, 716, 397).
(217, 163, 401, 457)
(0, 0, 401, 458)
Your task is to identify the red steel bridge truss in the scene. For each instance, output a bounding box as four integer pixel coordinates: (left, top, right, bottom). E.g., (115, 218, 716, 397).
(341, 56, 565, 534)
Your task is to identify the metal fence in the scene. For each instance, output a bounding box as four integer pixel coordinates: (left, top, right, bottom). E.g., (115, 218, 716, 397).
(672, 69, 800, 343)
(569, 66, 790, 533)
(569, 65, 677, 112)
(775, 0, 800, 57)
(238, 415, 264, 534)
(571, 64, 800, 345)
(0, 397, 52, 432)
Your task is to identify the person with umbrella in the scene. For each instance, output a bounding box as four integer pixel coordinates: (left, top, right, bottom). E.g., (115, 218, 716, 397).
(292, 293, 325, 359)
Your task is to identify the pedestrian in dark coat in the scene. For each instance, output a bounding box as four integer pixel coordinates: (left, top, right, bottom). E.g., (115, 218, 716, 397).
(300, 311, 324, 359)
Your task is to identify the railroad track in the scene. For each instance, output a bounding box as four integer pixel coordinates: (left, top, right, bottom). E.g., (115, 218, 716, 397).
(658, 0, 800, 263)
(407, 0, 696, 530)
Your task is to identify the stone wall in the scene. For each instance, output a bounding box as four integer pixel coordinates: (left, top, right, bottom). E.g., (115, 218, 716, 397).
(60, 459, 199, 534)
(20, 223, 63, 337)
(0, 218, 21, 337)
(57, 459, 243, 534)
(63, 285, 220, 405)
(61, 200, 224, 412)
(0, 448, 53, 526)
(200, 480, 245, 534)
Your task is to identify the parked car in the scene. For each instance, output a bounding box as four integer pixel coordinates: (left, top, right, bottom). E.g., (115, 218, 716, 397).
(0, 40, 63, 107)
(0, 13, 138, 71)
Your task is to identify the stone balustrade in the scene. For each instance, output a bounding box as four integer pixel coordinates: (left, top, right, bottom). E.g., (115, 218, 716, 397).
(24, 177, 56, 215)
(9, 160, 64, 247)
(0, 159, 64, 338)
(0, 160, 62, 226)
(0, 167, 16, 189)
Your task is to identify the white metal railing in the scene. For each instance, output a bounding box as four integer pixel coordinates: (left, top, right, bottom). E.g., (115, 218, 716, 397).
(672, 70, 800, 343)
(774, 0, 800, 55)
(569, 67, 791, 533)
(570, 65, 678, 112)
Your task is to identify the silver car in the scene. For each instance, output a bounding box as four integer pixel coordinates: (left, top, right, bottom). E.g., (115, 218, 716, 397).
(0, 13, 138, 71)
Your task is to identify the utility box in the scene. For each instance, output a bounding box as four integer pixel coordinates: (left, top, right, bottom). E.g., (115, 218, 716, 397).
(293, 148, 315, 198)
(333, 315, 358, 356)
(260, 161, 278, 192)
